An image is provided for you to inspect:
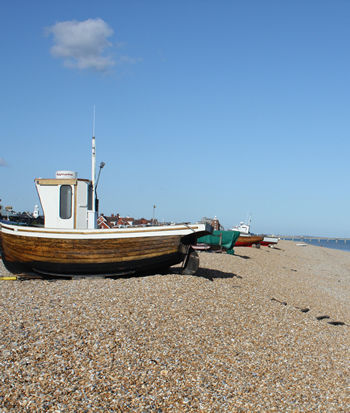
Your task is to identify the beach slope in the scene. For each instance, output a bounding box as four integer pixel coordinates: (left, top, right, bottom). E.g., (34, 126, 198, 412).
(0, 240, 349, 411)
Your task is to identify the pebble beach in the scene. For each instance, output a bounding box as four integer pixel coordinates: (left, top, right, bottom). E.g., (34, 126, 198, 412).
(0, 240, 349, 411)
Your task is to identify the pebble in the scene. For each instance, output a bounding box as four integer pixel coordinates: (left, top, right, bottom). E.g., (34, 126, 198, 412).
(0, 240, 349, 411)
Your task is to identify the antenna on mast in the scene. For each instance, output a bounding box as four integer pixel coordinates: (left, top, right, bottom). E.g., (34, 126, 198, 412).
(92, 105, 96, 137)
(88, 105, 105, 229)
(91, 105, 96, 213)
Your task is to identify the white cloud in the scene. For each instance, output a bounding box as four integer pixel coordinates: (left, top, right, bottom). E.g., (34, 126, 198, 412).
(47, 18, 115, 72)
(0, 158, 7, 167)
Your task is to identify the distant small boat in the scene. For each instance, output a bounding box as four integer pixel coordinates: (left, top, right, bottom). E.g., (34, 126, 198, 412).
(261, 236, 279, 247)
(235, 235, 264, 247)
(231, 219, 263, 247)
(232, 220, 251, 235)
(232, 219, 277, 248)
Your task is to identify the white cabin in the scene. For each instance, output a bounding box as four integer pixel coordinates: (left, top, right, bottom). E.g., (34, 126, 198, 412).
(232, 221, 251, 234)
(35, 171, 97, 229)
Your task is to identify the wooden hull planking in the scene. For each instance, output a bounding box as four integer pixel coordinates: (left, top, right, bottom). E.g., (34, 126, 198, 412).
(235, 235, 264, 247)
(1, 223, 209, 275)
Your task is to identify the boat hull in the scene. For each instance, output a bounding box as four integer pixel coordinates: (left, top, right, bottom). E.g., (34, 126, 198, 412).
(260, 236, 279, 247)
(235, 235, 264, 247)
(1, 223, 210, 276)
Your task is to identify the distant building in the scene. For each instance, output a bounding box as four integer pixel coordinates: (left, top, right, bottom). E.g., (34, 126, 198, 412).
(97, 215, 110, 229)
(211, 216, 220, 231)
(97, 213, 156, 228)
(200, 216, 223, 231)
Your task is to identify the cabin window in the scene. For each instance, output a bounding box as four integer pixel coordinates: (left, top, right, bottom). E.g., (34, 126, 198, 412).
(60, 185, 72, 219)
(88, 183, 93, 211)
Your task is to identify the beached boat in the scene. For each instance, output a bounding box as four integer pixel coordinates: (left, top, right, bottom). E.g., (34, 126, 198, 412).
(260, 236, 279, 247)
(231, 219, 265, 247)
(1, 221, 210, 276)
(232, 220, 251, 235)
(0, 134, 211, 276)
(196, 230, 241, 254)
(235, 234, 264, 247)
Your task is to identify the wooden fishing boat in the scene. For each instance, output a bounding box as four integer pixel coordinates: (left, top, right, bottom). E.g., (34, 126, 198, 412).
(1, 221, 210, 276)
(232, 219, 266, 247)
(0, 129, 211, 276)
(235, 234, 264, 247)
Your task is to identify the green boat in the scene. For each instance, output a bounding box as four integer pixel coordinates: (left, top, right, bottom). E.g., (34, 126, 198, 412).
(196, 230, 240, 255)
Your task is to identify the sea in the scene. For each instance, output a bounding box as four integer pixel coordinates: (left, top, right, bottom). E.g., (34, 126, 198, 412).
(282, 237, 350, 252)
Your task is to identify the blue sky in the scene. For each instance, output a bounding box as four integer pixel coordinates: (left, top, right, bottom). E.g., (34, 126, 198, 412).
(1, 0, 350, 236)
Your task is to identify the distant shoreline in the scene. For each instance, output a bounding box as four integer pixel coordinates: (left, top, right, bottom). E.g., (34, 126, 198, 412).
(281, 237, 350, 252)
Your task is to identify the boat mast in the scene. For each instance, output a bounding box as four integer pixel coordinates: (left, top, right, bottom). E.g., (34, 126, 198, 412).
(91, 105, 96, 213)
(87, 105, 98, 229)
